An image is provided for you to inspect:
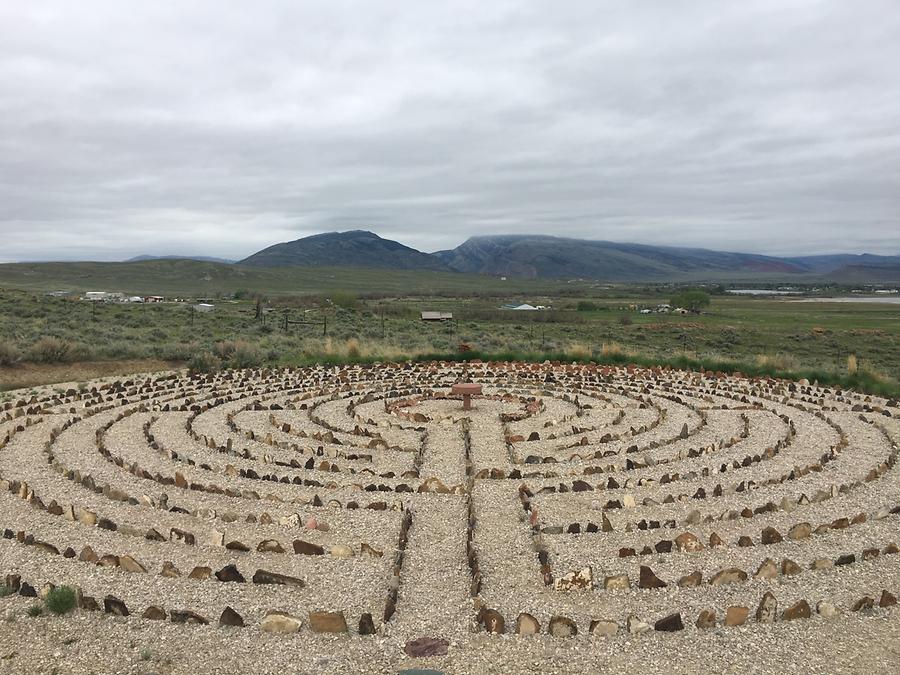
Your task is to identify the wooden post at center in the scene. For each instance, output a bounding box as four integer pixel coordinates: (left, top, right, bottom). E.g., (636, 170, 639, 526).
(451, 383, 482, 410)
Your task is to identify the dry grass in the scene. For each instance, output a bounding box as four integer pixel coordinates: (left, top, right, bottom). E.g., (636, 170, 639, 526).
(847, 354, 858, 375)
(755, 352, 801, 372)
(566, 342, 592, 359)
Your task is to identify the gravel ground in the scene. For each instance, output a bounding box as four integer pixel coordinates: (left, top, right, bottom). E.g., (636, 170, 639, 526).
(0, 362, 897, 674)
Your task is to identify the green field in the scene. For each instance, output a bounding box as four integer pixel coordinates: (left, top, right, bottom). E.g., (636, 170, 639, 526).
(1, 277, 897, 395)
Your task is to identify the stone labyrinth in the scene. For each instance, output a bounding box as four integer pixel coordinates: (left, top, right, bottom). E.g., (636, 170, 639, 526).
(1, 360, 899, 656)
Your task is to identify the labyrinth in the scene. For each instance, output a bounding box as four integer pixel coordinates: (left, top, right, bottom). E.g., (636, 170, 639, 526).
(1, 360, 899, 671)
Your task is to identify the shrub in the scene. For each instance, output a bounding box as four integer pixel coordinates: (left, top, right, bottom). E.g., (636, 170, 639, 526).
(0, 341, 22, 366)
(576, 301, 598, 312)
(0, 585, 12, 598)
(26, 604, 43, 617)
(187, 352, 221, 375)
(45, 586, 76, 615)
(618, 314, 633, 326)
(847, 354, 858, 375)
(228, 340, 263, 369)
(345, 338, 361, 359)
(26, 337, 77, 363)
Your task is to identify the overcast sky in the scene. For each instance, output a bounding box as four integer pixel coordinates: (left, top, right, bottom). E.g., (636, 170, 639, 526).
(1, 1, 898, 262)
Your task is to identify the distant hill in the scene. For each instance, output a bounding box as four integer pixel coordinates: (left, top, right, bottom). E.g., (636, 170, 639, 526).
(825, 262, 900, 284)
(783, 253, 900, 273)
(240, 230, 449, 271)
(127, 255, 235, 264)
(435, 235, 805, 280)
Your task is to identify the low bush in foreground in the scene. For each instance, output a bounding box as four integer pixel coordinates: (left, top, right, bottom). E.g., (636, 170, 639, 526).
(187, 352, 221, 375)
(26, 337, 81, 363)
(45, 585, 76, 615)
(0, 341, 21, 366)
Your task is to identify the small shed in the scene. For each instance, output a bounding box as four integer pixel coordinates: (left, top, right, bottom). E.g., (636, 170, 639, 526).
(421, 311, 453, 322)
(194, 303, 215, 313)
(501, 303, 540, 311)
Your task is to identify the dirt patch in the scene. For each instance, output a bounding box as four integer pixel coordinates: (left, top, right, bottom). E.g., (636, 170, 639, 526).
(0, 359, 183, 392)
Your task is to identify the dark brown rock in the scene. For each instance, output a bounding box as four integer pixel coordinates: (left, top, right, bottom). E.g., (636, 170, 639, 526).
(782, 599, 811, 621)
(142, 606, 167, 621)
(638, 565, 667, 589)
(103, 595, 129, 616)
(478, 608, 505, 633)
(219, 606, 244, 627)
(654, 612, 683, 632)
(251, 569, 305, 586)
(293, 539, 325, 555)
(404, 637, 449, 657)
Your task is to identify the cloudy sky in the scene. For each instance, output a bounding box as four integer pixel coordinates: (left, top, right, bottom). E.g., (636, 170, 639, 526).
(1, 1, 898, 262)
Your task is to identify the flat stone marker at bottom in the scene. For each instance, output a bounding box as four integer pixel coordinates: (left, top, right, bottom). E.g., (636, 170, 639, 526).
(404, 637, 449, 658)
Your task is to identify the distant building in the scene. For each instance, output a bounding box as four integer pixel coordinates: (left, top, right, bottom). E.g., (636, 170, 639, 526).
(501, 303, 540, 311)
(194, 303, 215, 313)
(421, 311, 453, 322)
(127, 296, 144, 303)
(144, 295, 164, 303)
(84, 291, 124, 302)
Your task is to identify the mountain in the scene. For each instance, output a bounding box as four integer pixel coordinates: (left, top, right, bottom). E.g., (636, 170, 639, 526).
(127, 255, 235, 264)
(435, 235, 805, 280)
(783, 253, 900, 273)
(240, 230, 449, 271)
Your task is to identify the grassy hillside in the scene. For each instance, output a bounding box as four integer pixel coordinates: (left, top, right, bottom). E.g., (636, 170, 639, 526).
(1, 289, 897, 394)
(0, 259, 569, 296)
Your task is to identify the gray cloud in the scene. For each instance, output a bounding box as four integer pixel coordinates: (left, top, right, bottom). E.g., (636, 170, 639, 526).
(0, 0, 898, 261)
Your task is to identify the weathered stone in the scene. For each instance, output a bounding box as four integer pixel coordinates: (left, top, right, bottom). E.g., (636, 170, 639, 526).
(810, 557, 833, 570)
(816, 601, 839, 617)
(626, 615, 651, 634)
(188, 566, 212, 580)
(737, 536, 754, 547)
(219, 606, 245, 627)
(709, 568, 747, 586)
(553, 566, 593, 591)
(756, 591, 778, 623)
(516, 613, 541, 635)
(589, 619, 618, 636)
(78, 546, 99, 563)
(404, 637, 449, 657)
(788, 522, 811, 540)
(118, 555, 147, 573)
(654, 613, 683, 632)
(256, 539, 285, 553)
(142, 606, 167, 621)
(695, 609, 717, 629)
(754, 558, 778, 580)
(293, 539, 325, 555)
(478, 608, 505, 634)
(309, 610, 348, 633)
(852, 596, 875, 612)
(215, 564, 246, 583)
(251, 569, 305, 586)
(358, 612, 376, 635)
(103, 595, 128, 616)
(260, 611, 302, 633)
(678, 571, 702, 587)
(781, 558, 802, 576)
(782, 599, 811, 621)
(548, 615, 578, 637)
(674, 532, 703, 553)
(708, 532, 724, 548)
(638, 565, 667, 589)
(879, 590, 897, 608)
(160, 561, 182, 577)
(725, 606, 749, 626)
(170, 610, 209, 624)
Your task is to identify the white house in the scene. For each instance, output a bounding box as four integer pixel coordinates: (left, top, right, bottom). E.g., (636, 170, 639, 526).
(421, 311, 453, 321)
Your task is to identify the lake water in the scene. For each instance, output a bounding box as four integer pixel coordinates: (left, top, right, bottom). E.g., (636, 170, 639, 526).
(790, 296, 900, 305)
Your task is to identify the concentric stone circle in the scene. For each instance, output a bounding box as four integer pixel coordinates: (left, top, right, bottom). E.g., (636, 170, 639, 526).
(1, 360, 898, 656)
